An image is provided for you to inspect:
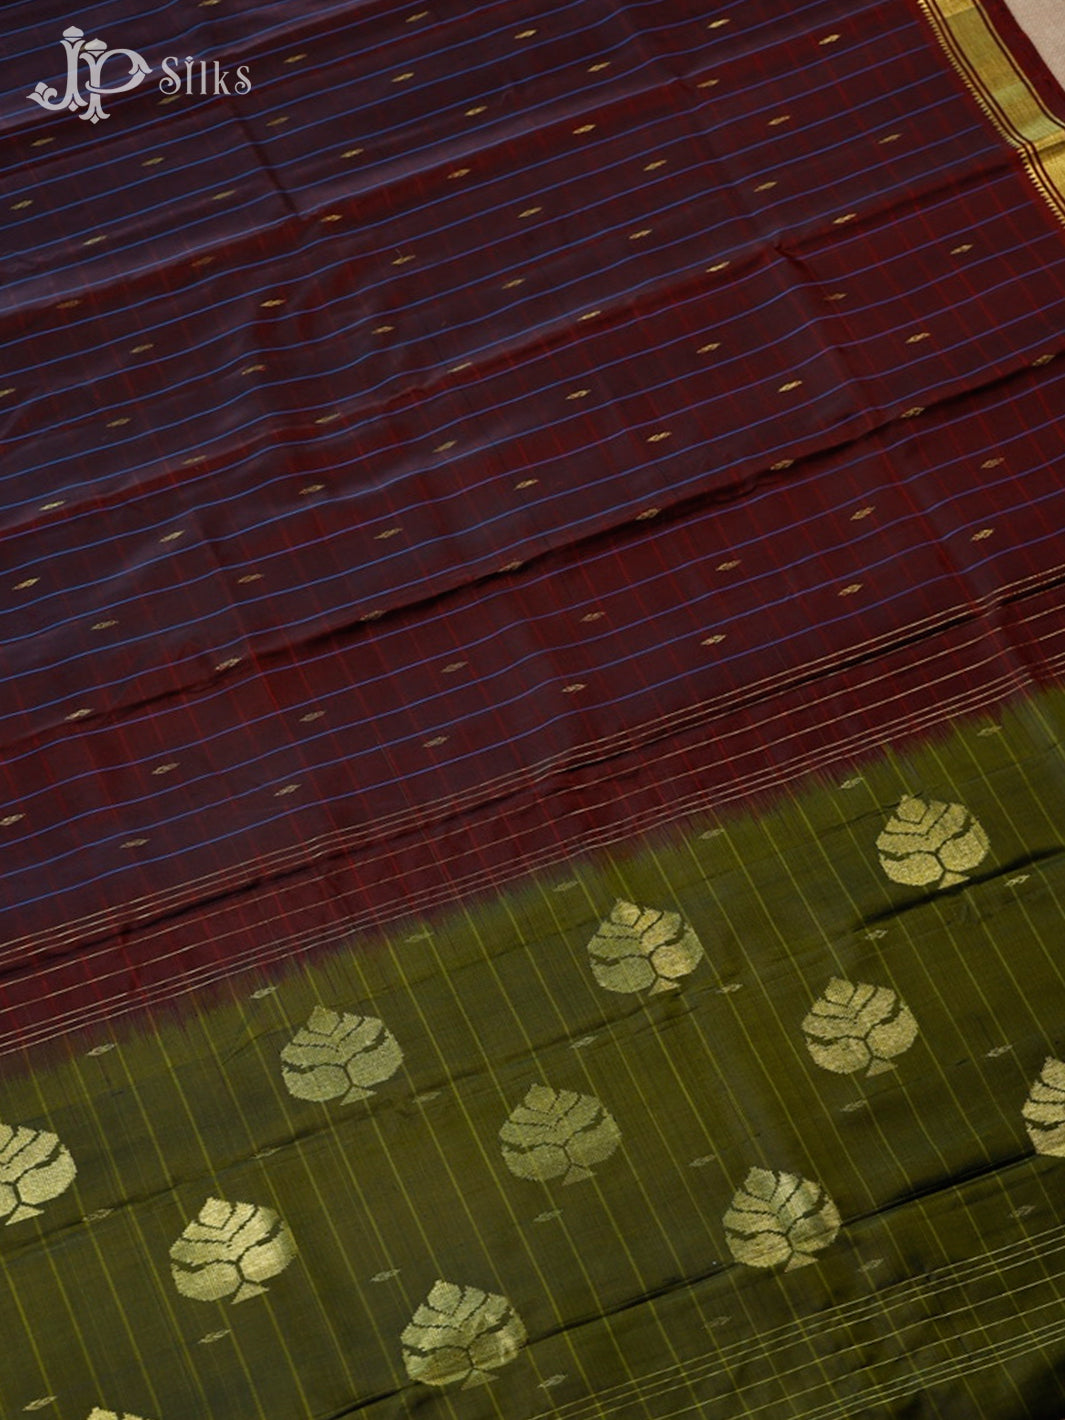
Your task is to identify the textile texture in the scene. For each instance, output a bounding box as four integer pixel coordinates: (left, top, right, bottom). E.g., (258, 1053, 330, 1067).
(2, 0, 1065, 1415)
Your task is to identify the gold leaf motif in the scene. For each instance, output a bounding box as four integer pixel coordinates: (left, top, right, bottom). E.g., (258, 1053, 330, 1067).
(87, 1409, 151, 1419)
(280, 1006, 403, 1103)
(723, 1168, 840, 1270)
(401, 1280, 526, 1388)
(169, 1198, 296, 1303)
(1022, 1057, 1065, 1156)
(801, 979, 918, 1076)
(586, 899, 704, 994)
(0, 1124, 76, 1224)
(499, 1085, 620, 1184)
(876, 795, 990, 888)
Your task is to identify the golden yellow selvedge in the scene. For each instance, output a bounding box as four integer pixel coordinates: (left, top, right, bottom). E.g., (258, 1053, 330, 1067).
(918, 0, 1065, 224)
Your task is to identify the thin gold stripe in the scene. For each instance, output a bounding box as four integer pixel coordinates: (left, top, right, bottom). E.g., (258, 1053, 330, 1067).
(918, 0, 1065, 226)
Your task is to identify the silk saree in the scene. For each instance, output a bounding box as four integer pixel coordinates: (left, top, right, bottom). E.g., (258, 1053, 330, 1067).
(3, 0, 1065, 1415)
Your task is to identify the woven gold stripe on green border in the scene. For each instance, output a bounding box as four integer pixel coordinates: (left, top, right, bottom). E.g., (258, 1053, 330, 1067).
(919, 0, 1065, 225)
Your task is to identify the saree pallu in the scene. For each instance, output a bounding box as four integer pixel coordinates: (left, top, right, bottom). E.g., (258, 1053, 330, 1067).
(2, 0, 1065, 1415)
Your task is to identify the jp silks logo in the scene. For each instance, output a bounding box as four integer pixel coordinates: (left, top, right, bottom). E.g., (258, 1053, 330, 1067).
(28, 26, 251, 124)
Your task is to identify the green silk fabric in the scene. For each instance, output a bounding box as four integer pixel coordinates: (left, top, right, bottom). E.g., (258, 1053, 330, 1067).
(4, 694, 1065, 1417)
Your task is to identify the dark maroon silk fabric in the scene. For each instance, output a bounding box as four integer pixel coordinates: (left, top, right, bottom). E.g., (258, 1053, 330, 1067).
(3, 0, 1065, 1051)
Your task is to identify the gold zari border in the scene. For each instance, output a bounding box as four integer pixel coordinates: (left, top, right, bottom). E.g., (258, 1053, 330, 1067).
(918, 0, 1065, 226)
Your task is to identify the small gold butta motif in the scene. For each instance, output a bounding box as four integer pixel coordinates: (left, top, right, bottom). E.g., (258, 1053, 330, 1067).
(169, 1198, 296, 1303)
(1022, 1057, 1065, 1157)
(499, 1085, 621, 1184)
(587, 899, 704, 994)
(801, 978, 918, 1076)
(723, 1168, 841, 1271)
(401, 1280, 526, 1389)
(875, 795, 989, 888)
(87, 1409, 152, 1420)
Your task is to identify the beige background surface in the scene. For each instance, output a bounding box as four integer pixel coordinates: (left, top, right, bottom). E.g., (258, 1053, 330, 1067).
(1005, 0, 1065, 85)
